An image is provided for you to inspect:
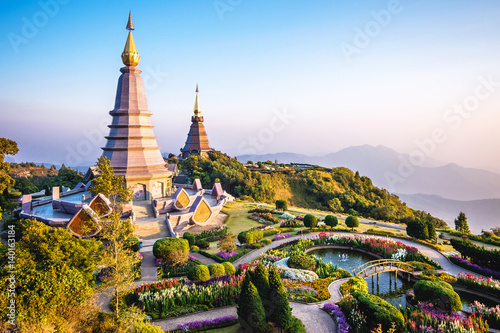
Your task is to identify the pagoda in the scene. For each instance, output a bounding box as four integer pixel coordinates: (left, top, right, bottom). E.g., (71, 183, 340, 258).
(102, 12, 172, 200)
(180, 85, 212, 159)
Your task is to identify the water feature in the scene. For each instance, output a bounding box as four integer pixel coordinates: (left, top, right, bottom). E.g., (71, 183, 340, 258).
(310, 248, 498, 311)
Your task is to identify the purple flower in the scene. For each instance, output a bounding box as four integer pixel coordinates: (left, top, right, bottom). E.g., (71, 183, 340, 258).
(177, 315, 237, 331)
(216, 251, 237, 259)
(274, 233, 292, 241)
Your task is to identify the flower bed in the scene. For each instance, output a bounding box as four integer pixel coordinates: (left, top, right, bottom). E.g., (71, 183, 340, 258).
(471, 301, 500, 329)
(196, 225, 228, 242)
(177, 315, 238, 332)
(322, 303, 350, 333)
(457, 272, 500, 294)
(274, 232, 292, 241)
(420, 271, 457, 284)
(157, 259, 202, 279)
(136, 275, 243, 319)
(286, 285, 319, 302)
(280, 219, 303, 228)
(248, 211, 280, 225)
(198, 249, 250, 263)
(450, 256, 500, 279)
(311, 234, 441, 268)
(401, 302, 489, 332)
(216, 251, 237, 259)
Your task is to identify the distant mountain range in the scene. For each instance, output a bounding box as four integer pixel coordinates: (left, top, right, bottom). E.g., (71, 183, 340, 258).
(397, 193, 500, 234)
(237, 145, 500, 201)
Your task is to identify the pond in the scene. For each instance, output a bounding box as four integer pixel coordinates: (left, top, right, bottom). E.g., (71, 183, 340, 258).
(309, 248, 498, 311)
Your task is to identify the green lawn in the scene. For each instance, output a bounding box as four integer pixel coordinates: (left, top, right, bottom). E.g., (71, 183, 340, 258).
(221, 201, 263, 235)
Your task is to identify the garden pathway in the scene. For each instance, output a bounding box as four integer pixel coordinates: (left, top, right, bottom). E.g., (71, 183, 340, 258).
(150, 232, 485, 332)
(189, 252, 218, 265)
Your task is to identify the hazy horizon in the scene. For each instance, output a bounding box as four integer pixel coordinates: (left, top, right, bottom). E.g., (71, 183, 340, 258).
(2, 0, 500, 174)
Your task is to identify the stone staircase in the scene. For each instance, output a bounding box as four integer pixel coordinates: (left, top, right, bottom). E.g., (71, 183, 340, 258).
(133, 200, 154, 219)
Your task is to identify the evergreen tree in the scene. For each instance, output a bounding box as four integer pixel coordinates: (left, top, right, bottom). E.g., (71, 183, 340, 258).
(237, 281, 266, 333)
(252, 263, 270, 302)
(268, 266, 282, 291)
(271, 286, 294, 330)
(454, 212, 471, 234)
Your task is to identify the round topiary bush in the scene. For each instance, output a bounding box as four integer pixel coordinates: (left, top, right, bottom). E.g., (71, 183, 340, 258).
(187, 264, 210, 282)
(303, 214, 318, 229)
(288, 254, 316, 271)
(413, 280, 462, 313)
(238, 229, 264, 244)
(190, 245, 200, 252)
(353, 292, 404, 330)
(324, 215, 338, 228)
(125, 236, 140, 252)
(222, 262, 235, 275)
(152, 238, 189, 267)
(195, 239, 210, 249)
(345, 216, 360, 231)
(183, 232, 196, 246)
(208, 263, 225, 278)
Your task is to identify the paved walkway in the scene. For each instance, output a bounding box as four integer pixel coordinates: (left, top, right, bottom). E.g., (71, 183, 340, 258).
(189, 252, 218, 265)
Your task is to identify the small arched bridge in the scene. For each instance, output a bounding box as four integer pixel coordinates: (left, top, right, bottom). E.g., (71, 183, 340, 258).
(352, 259, 415, 284)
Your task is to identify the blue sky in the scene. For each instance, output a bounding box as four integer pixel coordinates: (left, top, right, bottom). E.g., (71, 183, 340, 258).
(1, 0, 500, 172)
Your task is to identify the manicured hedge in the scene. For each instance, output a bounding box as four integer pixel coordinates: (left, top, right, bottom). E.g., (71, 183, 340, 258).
(183, 232, 196, 246)
(222, 262, 235, 275)
(288, 254, 316, 271)
(353, 291, 404, 330)
(187, 264, 210, 282)
(413, 280, 462, 313)
(126, 236, 140, 252)
(450, 238, 500, 272)
(238, 229, 264, 244)
(208, 263, 225, 278)
(153, 238, 189, 263)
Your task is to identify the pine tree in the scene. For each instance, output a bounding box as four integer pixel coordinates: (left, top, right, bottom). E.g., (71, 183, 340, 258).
(252, 263, 270, 302)
(268, 266, 282, 291)
(271, 286, 294, 330)
(237, 281, 266, 333)
(454, 212, 471, 234)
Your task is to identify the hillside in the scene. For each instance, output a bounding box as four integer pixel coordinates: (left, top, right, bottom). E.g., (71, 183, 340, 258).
(238, 145, 500, 201)
(397, 193, 500, 234)
(182, 151, 447, 228)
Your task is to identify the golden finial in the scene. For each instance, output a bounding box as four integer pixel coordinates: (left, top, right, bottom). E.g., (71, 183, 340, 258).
(194, 84, 200, 116)
(121, 12, 140, 66)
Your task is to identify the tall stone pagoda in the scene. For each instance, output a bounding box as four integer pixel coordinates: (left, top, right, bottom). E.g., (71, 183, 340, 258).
(102, 12, 172, 200)
(180, 85, 212, 159)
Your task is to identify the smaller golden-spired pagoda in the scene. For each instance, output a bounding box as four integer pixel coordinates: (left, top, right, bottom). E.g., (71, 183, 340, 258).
(180, 85, 212, 159)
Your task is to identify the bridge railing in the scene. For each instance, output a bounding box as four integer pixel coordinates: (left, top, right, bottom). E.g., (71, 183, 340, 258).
(352, 259, 415, 278)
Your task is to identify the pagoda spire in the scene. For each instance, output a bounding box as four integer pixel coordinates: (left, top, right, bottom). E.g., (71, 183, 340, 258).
(121, 12, 140, 66)
(194, 84, 200, 116)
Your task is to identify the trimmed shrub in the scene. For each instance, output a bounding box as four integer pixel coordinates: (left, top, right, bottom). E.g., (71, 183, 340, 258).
(353, 292, 404, 330)
(345, 216, 360, 230)
(324, 215, 338, 228)
(288, 254, 316, 271)
(406, 219, 436, 240)
(268, 266, 282, 291)
(238, 229, 264, 244)
(183, 232, 196, 246)
(125, 236, 140, 252)
(190, 245, 199, 252)
(195, 239, 210, 249)
(275, 199, 288, 211)
(260, 239, 272, 245)
(187, 264, 210, 282)
(413, 280, 462, 313)
(340, 276, 368, 296)
(303, 214, 318, 229)
(208, 263, 225, 278)
(152, 238, 189, 267)
(222, 262, 235, 275)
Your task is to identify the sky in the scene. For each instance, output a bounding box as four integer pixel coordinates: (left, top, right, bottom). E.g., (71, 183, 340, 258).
(1, 0, 500, 173)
